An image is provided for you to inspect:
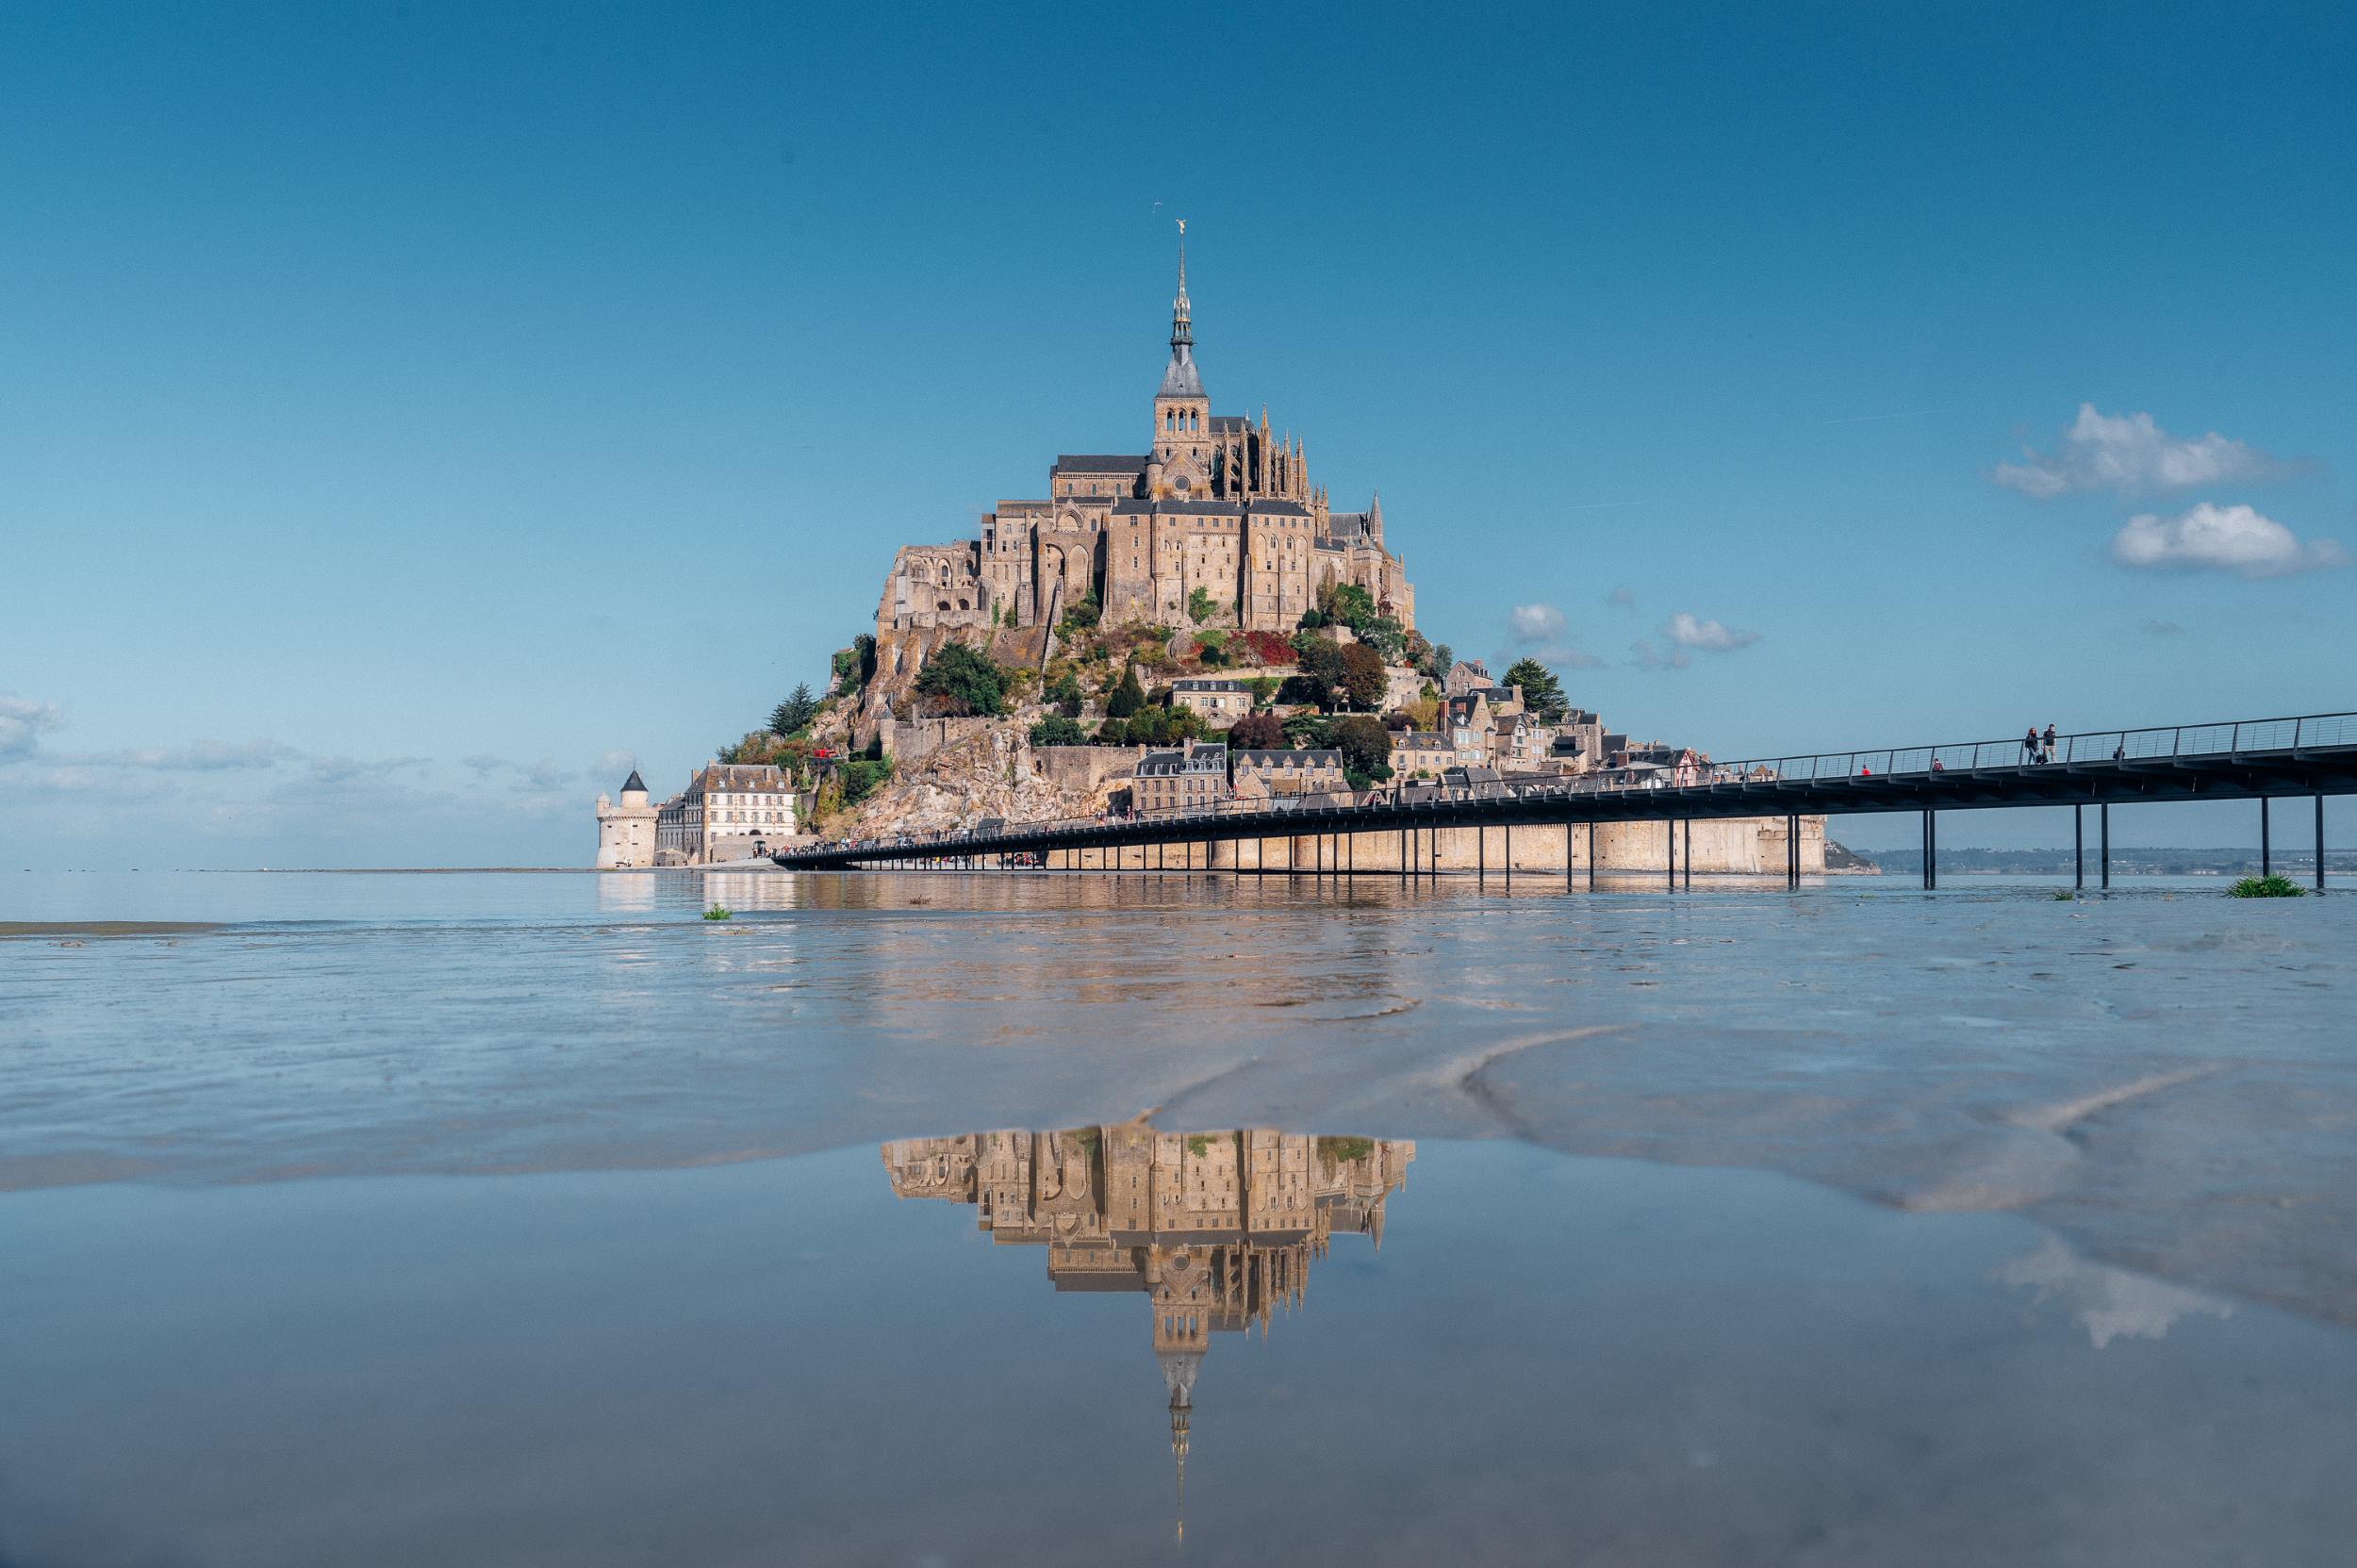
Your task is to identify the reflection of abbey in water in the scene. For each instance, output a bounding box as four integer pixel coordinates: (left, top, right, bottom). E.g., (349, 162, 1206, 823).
(882, 1124, 1413, 1533)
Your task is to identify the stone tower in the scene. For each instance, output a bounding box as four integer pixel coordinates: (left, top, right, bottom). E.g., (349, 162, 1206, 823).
(593, 768, 658, 868)
(1147, 222, 1211, 500)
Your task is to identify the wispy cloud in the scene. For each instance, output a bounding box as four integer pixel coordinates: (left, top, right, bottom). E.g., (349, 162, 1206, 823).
(1659, 612, 1760, 652)
(1628, 639, 1690, 671)
(303, 754, 434, 787)
(2139, 618, 2184, 636)
(69, 739, 299, 771)
(2110, 503, 2347, 579)
(0, 694, 64, 763)
(594, 749, 637, 781)
(1606, 585, 1635, 608)
(1993, 404, 2284, 499)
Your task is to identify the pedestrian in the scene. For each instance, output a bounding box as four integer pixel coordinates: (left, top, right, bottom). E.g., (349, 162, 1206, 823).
(2023, 725, 2039, 764)
(2044, 723, 2059, 764)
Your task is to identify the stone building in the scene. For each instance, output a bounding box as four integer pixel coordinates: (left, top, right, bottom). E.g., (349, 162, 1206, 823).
(1169, 676, 1256, 723)
(1231, 748, 1346, 799)
(873, 232, 1416, 645)
(592, 770, 659, 868)
(1133, 743, 1229, 815)
(651, 762, 798, 865)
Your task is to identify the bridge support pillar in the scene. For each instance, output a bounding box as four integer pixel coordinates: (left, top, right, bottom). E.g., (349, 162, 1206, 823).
(1590, 821, 1598, 891)
(1922, 808, 1937, 890)
(1683, 819, 1691, 889)
(1667, 819, 1676, 891)
(2262, 796, 2272, 879)
(2101, 803, 2111, 890)
(1567, 822, 1574, 890)
(1477, 824, 1485, 884)
(2319, 795, 2328, 891)
(2075, 805, 2084, 890)
(1505, 824, 1512, 887)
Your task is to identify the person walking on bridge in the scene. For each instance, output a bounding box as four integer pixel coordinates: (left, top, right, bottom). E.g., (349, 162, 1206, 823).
(2044, 723, 2059, 764)
(2023, 725, 2040, 765)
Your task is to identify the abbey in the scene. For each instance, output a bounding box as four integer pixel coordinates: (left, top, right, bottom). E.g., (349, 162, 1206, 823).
(876, 236, 1415, 640)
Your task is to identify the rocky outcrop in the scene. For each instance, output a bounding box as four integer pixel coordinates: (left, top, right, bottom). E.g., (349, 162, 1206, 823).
(825, 720, 1122, 840)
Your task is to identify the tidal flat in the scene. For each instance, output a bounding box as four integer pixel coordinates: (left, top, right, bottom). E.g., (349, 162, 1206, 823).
(3, 868, 2353, 1565)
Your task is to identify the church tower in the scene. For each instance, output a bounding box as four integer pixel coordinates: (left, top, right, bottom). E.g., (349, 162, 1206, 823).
(1147, 222, 1211, 500)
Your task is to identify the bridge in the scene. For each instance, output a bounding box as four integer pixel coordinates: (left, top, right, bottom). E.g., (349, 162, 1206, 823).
(773, 710, 2357, 890)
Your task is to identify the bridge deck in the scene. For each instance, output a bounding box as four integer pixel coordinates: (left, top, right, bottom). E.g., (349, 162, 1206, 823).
(775, 711, 2357, 873)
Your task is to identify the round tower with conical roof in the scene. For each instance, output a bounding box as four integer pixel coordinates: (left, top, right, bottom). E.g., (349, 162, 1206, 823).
(593, 767, 660, 868)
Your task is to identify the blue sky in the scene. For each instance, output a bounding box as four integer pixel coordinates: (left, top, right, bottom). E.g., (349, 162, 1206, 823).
(3, 1, 2351, 867)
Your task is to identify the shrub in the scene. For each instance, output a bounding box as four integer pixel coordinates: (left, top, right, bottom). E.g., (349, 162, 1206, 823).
(915, 644, 1006, 717)
(1238, 630, 1294, 667)
(1030, 715, 1084, 747)
(1187, 586, 1219, 624)
(2228, 874, 2304, 898)
(839, 758, 892, 805)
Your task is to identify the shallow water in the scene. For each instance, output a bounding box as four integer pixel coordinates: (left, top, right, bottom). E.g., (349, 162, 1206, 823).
(3, 869, 2354, 1562)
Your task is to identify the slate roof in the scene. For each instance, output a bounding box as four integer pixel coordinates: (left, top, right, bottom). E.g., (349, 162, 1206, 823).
(1053, 454, 1146, 474)
(621, 769, 647, 793)
(1251, 500, 1310, 516)
(1234, 749, 1343, 768)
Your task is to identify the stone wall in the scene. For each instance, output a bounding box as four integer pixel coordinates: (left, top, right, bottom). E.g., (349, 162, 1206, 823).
(1035, 815, 1825, 875)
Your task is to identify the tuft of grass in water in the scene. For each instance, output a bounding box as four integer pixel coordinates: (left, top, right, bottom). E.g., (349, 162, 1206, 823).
(2052, 890, 2075, 900)
(702, 903, 733, 921)
(2228, 874, 2304, 899)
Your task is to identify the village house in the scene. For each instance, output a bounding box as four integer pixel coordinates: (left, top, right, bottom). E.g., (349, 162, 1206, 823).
(1390, 730, 1455, 779)
(1230, 748, 1346, 800)
(1132, 743, 1230, 815)
(1170, 676, 1256, 723)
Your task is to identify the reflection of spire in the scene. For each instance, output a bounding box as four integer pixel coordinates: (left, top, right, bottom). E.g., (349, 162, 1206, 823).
(1161, 1346, 1199, 1543)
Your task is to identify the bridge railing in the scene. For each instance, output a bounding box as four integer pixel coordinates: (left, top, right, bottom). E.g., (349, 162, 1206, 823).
(791, 709, 2357, 857)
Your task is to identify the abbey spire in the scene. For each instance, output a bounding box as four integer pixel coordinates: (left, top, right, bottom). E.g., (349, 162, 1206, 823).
(1157, 219, 1203, 399)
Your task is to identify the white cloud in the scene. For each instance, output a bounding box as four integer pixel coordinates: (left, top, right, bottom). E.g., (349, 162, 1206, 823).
(1993, 404, 2283, 498)
(1660, 612, 1761, 652)
(1628, 638, 1691, 671)
(1506, 603, 1567, 643)
(2109, 503, 2348, 578)
(304, 754, 433, 787)
(0, 694, 64, 763)
(594, 749, 638, 781)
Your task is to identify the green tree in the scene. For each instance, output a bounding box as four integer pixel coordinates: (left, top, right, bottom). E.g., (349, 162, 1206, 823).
(768, 684, 819, 736)
(840, 758, 892, 805)
(1282, 712, 1334, 749)
(1107, 665, 1146, 718)
(1094, 716, 1130, 746)
(1330, 715, 1393, 788)
(1227, 712, 1287, 751)
(1045, 669, 1085, 713)
(1246, 675, 1279, 708)
(1058, 594, 1100, 634)
(1187, 585, 1219, 624)
(1502, 657, 1568, 722)
(1339, 642, 1387, 711)
(1424, 641, 1454, 680)
(1319, 581, 1377, 629)
(1029, 714, 1084, 747)
(915, 644, 1007, 718)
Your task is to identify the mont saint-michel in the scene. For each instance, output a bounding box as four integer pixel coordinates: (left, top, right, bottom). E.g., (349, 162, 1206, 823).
(594, 240, 1828, 878)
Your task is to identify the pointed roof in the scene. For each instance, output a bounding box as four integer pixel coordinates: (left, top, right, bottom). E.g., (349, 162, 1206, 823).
(621, 769, 647, 793)
(1157, 221, 1204, 399)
